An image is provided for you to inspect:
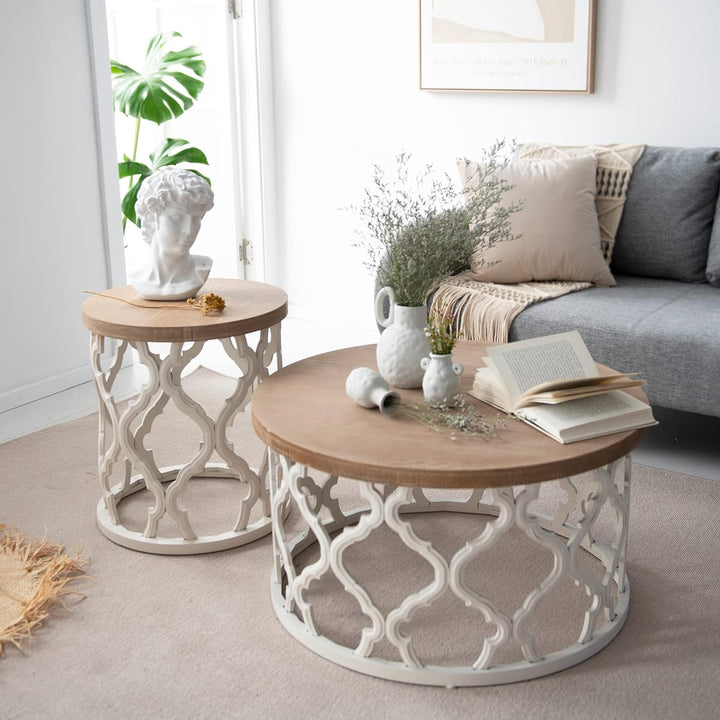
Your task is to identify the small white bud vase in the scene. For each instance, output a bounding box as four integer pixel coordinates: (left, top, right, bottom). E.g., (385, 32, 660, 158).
(375, 287, 432, 389)
(345, 367, 401, 414)
(420, 354, 464, 408)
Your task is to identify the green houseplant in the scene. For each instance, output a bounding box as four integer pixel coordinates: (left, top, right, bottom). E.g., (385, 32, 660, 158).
(111, 32, 211, 231)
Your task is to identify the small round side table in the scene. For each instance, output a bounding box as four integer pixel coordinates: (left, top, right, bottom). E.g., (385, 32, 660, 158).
(81, 278, 287, 555)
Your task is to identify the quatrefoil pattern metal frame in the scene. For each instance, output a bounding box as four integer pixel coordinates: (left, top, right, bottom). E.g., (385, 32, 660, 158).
(89, 325, 281, 554)
(269, 451, 631, 686)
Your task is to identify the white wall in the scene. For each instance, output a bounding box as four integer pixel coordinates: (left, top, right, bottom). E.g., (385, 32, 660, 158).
(0, 0, 124, 439)
(269, 0, 720, 332)
(2, 0, 719, 439)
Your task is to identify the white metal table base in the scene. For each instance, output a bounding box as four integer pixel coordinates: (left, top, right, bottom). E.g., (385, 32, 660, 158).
(90, 325, 281, 554)
(269, 452, 631, 686)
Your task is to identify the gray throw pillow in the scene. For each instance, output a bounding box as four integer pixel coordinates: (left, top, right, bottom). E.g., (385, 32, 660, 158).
(611, 146, 720, 282)
(706, 195, 720, 286)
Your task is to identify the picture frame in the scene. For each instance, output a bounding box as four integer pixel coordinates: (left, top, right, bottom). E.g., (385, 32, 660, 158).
(419, 0, 596, 93)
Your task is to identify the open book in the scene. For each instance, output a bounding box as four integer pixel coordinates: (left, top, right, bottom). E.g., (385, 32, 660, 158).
(468, 331, 657, 443)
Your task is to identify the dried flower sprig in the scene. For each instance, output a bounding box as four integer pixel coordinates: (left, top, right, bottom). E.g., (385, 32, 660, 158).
(186, 293, 226, 315)
(397, 394, 507, 441)
(84, 289, 226, 316)
(425, 312, 457, 355)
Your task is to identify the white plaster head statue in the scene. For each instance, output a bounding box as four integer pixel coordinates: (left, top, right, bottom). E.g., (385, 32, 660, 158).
(130, 167, 215, 301)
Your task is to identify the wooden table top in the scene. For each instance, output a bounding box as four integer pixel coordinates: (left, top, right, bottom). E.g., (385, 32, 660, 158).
(81, 278, 288, 342)
(251, 342, 647, 489)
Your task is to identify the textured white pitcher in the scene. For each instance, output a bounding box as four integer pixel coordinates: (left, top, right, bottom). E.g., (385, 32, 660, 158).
(375, 286, 431, 389)
(420, 353, 463, 407)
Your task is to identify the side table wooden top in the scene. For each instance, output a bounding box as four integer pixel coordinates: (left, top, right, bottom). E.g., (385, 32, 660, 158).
(81, 278, 288, 342)
(251, 342, 648, 489)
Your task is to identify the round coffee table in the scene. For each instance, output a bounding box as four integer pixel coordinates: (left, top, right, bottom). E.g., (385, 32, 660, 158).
(251, 343, 647, 686)
(82, 278, 287, 554)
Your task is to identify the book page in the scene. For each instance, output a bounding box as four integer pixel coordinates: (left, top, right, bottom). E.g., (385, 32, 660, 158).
(468, 366, 512, 411)
(520, 391, 638, 428)
(485, 331, 598, 409)
(518, 376, 646, 406)
(516, 391, 656, 443)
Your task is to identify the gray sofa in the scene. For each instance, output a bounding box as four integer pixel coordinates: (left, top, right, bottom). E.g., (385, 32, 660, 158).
(509, 146, 720, 418)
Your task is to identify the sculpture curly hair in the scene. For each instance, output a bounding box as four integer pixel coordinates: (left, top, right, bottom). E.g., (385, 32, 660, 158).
(136, 167, 214, 244)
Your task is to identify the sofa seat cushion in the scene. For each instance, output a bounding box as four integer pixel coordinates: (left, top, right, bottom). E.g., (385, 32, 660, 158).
(509, 276, 720, 416)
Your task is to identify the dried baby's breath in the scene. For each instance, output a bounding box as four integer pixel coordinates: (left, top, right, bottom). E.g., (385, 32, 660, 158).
(348, 140, 521, 307)
(397, 394, 507, 441)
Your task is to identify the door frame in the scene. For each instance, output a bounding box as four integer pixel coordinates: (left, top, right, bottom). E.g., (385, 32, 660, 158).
(229, 0, 278, 285)
(92, 0, 278, 286)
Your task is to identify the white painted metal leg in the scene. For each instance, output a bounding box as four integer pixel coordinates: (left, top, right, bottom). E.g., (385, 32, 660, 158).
(90, 327, 282, 554)
(269, 454, 631, 686)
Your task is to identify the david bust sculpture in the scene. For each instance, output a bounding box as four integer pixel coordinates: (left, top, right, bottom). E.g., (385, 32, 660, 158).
(130, 167, 215, 301)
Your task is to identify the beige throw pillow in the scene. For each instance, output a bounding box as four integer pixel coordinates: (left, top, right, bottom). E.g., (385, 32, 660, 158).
(517, 142, 646, 263)
(461, 155, 615, 286)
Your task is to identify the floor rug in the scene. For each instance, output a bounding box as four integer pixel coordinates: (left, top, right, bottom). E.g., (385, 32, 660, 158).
(0, 525, 87, 656)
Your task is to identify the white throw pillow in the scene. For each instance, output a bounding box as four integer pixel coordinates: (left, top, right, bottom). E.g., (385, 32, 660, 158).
(461, 155, 616, 286)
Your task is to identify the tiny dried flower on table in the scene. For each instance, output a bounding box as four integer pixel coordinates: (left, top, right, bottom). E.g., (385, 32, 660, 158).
(187, 293, 226, 315)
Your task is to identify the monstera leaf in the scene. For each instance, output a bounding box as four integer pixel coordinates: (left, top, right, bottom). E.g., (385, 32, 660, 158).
(111, 32, 206, 124)
(119, 138, 210, 227)
(111, 33, 210, 232)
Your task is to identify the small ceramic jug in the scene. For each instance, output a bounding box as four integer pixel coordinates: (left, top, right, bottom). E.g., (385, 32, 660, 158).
(420, 354, 463, 408)
(345, 367, 401, 414)
(374, 286, 431, 389)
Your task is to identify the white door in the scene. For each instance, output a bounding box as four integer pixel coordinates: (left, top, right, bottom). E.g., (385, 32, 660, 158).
(104, 0, 272, 283)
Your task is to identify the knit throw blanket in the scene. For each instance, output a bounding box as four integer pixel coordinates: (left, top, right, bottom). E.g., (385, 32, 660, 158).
(431, 273, 591, 343)
(431, 143, 646, 342)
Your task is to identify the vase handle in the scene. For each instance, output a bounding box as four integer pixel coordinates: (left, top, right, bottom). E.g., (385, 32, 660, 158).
(375, 286, 395, 329)
(453, 362, 463, 376)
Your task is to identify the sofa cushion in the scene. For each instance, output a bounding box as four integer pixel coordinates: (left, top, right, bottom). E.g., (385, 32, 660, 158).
(705, 194, 720, 286)
(611, 146, 720, 282)
(461, 155, 615, 286)
(517, 142, 646, 263)
(509, 276, 720, 416)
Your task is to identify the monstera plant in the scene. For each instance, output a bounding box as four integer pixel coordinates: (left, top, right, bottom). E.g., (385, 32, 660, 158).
(111, 32, 211, 231)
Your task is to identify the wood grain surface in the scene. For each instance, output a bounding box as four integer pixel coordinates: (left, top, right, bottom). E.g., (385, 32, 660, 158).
(251, 342, 647, 488)
(81, 278, 288, 342)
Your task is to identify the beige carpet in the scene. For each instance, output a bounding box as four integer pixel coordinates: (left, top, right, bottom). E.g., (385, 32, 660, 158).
(0, 368, 719, 719)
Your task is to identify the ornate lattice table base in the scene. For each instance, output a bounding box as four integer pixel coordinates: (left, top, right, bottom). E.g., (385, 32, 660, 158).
(91, 328, 280, 554)
(269, 453, 631, 687)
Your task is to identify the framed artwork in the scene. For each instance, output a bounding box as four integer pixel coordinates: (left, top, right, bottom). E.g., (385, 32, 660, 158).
(419, 0, 596, 93)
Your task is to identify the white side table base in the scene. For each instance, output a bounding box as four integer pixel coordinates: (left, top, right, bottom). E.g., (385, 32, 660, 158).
(90, 325, 281, 555)
(269, 453, 631, 687)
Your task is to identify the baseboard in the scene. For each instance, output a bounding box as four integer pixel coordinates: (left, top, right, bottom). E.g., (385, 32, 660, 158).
(0, 365, 142, 444)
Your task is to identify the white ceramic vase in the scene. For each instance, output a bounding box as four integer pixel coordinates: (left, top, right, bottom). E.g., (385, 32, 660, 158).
(345, 367, 401, 414)
(375, 286, 431, 389)
(420, 353, 463, 408)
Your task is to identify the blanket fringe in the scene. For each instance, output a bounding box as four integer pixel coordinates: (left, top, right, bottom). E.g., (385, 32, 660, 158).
(431, 272, 590, 343)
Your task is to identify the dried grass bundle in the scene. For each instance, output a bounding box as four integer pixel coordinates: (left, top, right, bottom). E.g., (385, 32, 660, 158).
(0, 525, 87, 656)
